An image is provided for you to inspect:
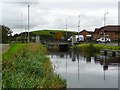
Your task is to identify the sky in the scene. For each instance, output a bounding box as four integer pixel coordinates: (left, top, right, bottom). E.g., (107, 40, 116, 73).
(0, 0, 119, 35)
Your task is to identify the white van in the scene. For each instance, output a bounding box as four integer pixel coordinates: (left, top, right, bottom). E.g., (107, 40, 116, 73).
(67, 35, 84, 42)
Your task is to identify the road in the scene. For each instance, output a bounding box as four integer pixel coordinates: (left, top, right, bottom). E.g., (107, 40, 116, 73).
(0, 44, 9, 54)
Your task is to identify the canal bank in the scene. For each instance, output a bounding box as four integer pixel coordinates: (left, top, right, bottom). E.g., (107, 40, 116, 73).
(72, 43, 120, 56)
(2, 43, 66, 88)
(73, 43, 120, 50)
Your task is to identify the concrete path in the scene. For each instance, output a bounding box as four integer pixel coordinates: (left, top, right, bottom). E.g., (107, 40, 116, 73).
(1, 44, 9, 54)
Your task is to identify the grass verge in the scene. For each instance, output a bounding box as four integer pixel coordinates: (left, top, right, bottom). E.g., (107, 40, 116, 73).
(73, 43, 120, 56)
(74, 43, 120, 51)
(2, 43, 66, 88)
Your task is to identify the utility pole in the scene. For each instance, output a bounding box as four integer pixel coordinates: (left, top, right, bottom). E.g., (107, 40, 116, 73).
(118, 27, 120, 46)
(65, 18, 68, 41)
(78, 15, 80, 43)
(25, 28, 27, 42)
(66, 18, 68, 36)
(104, 12, 108, 44)
(104, 12, 108, 26)
(21, 14, 23, 42)
(28, 5, 30, 43)
(118, 2, 120, 46)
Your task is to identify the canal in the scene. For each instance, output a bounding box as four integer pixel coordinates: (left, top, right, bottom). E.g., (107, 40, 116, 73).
(47, 50, 119, 88)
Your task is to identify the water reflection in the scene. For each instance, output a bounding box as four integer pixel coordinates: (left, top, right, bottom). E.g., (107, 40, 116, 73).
(47, 50, 119, 88)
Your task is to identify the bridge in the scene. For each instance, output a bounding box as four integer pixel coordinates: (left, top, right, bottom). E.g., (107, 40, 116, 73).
(46, 42, 71, 51)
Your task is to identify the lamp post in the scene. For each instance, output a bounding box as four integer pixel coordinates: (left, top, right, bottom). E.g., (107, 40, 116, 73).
(21, 14, 23, 42)
(66, 18, 67, 36)
(65, 18, 68, 42)
(78, 15, 80, 43)
(25, 28, 27, 42)
(104, 12, 108, 44)
(118, 27, 120, 46)
(104, 12, 108, 26)
(28, 5, 30, 43)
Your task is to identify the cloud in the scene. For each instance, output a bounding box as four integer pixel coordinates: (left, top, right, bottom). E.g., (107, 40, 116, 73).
(1, 2, 49, 30)
(0, 0, 119, 34)
(118, 1, 120, 25)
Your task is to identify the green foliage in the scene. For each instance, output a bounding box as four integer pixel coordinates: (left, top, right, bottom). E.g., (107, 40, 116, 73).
(73, 43, 120, 56)
(54, 32, 64, 40)
(0, 25, 13, 43)
(3, 43, 26, 61)
(76, 43, 120, 51)
(93, 44, 120, 50)
(74, 43, 98, 56)
(2, 43, 66, 88)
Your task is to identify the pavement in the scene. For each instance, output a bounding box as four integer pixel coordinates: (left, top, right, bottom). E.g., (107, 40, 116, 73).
(0, 44, 9, 54)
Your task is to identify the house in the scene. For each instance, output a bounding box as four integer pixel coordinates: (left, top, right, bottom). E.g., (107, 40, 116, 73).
(93, 25, 120, 41)
(79, 29, 93, 41)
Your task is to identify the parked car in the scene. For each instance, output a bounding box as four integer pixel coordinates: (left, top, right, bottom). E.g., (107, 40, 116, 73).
(96, 38, 111, 43)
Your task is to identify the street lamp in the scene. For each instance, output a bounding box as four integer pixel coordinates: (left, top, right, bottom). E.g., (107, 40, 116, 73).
(104, 12, 108, 26)
(28, 5, 30, 43)
(104, 12, 108, 44)
(66, 18, 67, 36)
(21, 14, 23, 42)
(78, 15, 80, 42)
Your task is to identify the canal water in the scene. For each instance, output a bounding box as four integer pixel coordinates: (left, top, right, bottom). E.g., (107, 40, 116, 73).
(47, 50, 119, 88)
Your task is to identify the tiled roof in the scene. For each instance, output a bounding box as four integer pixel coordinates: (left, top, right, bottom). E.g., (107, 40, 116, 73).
(80, 29, 93, 34)
(100, 25, 120, 32)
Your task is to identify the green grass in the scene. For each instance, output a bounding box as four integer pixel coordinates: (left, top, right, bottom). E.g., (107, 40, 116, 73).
(73, 43, 120, 56)
(93, 44, 120, 50)
(74, 43, 120, 51)
(2, 43, 66, 88)
(32, 29, 76, 36)
(2, 44, 26, 61)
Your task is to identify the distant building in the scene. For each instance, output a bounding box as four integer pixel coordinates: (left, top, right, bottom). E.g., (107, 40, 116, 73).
(79, 29, 93, 41)
(93, 25, 120, 41)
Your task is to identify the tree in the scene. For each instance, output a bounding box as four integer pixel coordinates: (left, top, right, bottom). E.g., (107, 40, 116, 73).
(0, 25, 13, 43)
(0, 26, 2, 43)
(54, 32, 64, 41)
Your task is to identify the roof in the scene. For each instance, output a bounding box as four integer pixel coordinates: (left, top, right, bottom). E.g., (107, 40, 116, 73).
(94, 28, 100, 33)
(79, 29, 93, 34)
(99, 25, 120, 32)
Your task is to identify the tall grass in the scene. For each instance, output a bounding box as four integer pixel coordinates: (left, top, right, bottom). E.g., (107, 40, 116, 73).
(2, 43, 66, 88)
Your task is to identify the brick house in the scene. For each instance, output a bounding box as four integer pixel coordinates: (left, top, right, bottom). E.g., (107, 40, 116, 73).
(79, 29, 93, 41)
(93, 25, 120, 41)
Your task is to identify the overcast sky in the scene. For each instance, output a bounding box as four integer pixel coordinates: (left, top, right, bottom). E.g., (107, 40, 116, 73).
(0, 0, 119, 34)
